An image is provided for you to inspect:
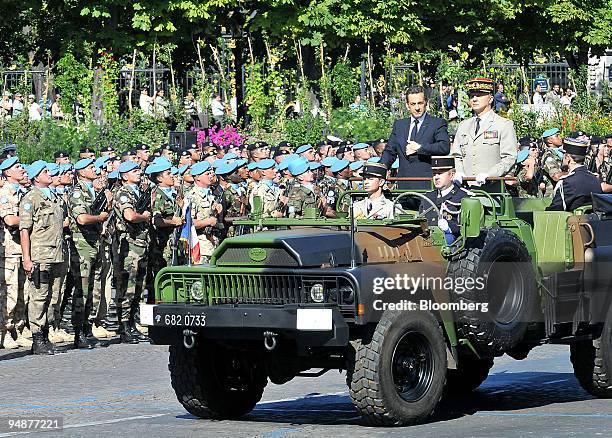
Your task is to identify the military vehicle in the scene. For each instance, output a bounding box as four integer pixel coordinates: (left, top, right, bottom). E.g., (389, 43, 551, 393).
(142, 184, 612, 426)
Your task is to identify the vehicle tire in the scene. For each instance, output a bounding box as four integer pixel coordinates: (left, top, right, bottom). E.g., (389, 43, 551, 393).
(168, 341, 267, 419)
(347, 310, 447, 426)
(447, 227, 538, 357)
(445, 356, 494, 394)
(570, 304, 612, 398)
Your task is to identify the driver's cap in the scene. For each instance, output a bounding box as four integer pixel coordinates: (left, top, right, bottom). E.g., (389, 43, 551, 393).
(431, 155, 455, 171)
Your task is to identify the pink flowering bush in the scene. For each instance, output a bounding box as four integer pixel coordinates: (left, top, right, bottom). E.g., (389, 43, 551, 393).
(195, 125, 244, 148)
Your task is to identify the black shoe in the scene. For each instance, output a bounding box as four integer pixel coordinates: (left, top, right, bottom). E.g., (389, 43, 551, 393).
(43, 328, 67, 354)
(129, 322, 150, 342)
(84, 324, 101, 347)
(73, 330, 95, 349)
(31, 333, 54, 355)
(118, 322, 139, 344)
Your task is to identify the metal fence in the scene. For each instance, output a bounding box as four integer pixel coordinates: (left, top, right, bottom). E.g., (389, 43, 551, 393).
(487, 62, 572, 91)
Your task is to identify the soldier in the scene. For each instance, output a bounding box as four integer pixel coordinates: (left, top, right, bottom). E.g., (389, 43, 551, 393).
(539, 128, 566, 196)
(287, 158, 320, 218)
(352, 143, 372, 161)
(296, 144, 316, 161)
(217, 159, 248, 222)
(79, 147, 96, 160)
(513, 149, 540, 198)
(329, 159, 352, 216)
(451, 78, 517, 190)
(421, 156, 471, 243)
(251, 159, 287, 218)
(349, 161, 365, 190)
(68, 158, 113, 349)
(0, 156, 31, 349)
(112, 160, 151, 344)
(353, 162, 399, 220)
(247, 141, 271, 162)
(547, 139, 602, 212)
(100, 145, 116, 158)
(599, 138, 612, 193)
(150, 159, 183, 271)
(134, 143, 151, 167)
(19, 161, 67, 355)
(189, 161, 223, 264)
(54, 150, 71, 165)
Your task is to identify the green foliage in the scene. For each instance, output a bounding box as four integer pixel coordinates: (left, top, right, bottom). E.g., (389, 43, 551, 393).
(284, 112, 328, 145)
(96, 49, 120, 121)
(54, 50, 93, 120)
(330, 106, 393, 140)
(245, 62, 273, 133)
(331, 61, 359, 106)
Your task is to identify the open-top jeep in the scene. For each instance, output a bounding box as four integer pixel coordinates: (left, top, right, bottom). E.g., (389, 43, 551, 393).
(142, 184, 612, 426)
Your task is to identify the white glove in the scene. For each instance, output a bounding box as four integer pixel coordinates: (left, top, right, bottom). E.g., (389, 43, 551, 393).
(437, 218, 451, 232)
(452, 172, 464, 186)
(475, 173, 489, 186)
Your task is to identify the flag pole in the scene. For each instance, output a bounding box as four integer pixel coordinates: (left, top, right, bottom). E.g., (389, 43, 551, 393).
(187, 197, 192, 267)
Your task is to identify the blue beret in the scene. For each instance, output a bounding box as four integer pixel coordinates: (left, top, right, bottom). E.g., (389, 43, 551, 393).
(94, 156, 110, 170)
(223, 152, 238, 160)
(46, 163, 60, 177)
(234, 159, 248, 169)
(152, 156, 171, 166)
(309, 161, 322, 171)
(74, 158, 94, 171)
(178, 164, 190, 175)
(516, 149, 530, 164)
(213, 159, 227, 169)
(367, 157, 381, 163)
(0, 156, 19, 171)
(331, 159, 350, 173)
(349, 160, 365, 171)
(321, 156, 339, 167)
(171, 166, 179, 176)
(352, 143, 369, 151)
(108, 170, 119, 179)
(247, 162, 259, 171)
(145, 160, 171, 175)
(190, 161, 212, 176)
(277, 154, 300, 171)
(295, 144, 313, 155)
(257, 159, 276, 170)
(542, 128, 560, 139)
(288, 157, 310, 176)
(118, 160, 140, 174)
(27, 160, 47, 180)
(215, 160, 239, 176)
(59, 163, 74, 174)
(392, 158, 400, 169)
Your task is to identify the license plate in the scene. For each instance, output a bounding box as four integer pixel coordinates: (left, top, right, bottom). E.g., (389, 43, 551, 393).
(296, 309, 333, 331)
(155, 312, 207, 327)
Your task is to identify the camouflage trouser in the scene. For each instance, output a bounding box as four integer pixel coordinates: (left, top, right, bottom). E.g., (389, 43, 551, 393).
(70, 236, 103, 328)
(27, 262, 65, 334)
(0, 257, 25, 331)
(92, 240, 113, 324)
(113, 236, 148, 322)
(195, 235, 217, 265)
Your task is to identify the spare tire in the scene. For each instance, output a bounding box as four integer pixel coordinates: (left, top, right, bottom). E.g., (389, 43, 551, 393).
(447, 227, 538, 357)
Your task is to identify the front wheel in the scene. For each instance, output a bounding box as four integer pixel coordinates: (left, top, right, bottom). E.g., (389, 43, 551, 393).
(347, 310, 447, 426)
(168, 341, 267, 419)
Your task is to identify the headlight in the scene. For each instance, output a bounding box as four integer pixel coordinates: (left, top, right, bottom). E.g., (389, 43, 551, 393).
(310, 283, 324, 303)
(190, 282, 204, 301)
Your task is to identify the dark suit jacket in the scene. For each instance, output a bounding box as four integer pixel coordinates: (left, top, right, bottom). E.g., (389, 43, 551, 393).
(380, 114, 450, 189)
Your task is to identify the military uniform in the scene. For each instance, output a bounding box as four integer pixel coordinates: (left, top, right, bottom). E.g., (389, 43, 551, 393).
(598, 156, 612, 185)
(333, 179, 351, 214)
(353, 194, 396, 219)
(515, 166, 539, 198)
(19, 187, 66, 336)
(189, 185, 219, 263)
(547, 166, 602, 211)
(0, 183, 26, 346)
(112, 183, 149, 334)
(252, 180, 282, 218)
(421, 185, 470, 234)
(540, 148, 563, 196)
(152, 186, 180, 264)
(287, 183, 318, 218)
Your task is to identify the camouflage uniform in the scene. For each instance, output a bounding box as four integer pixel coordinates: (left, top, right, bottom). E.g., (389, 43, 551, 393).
(67, 180, 105, 331)
(333, 179, 351, 214)
(598, 156, 612, 185)
(287, 183, 318, 218)
(19, 187, 66, 335)
(515, 166, 539, 198)
(0, 184, 26, 335)
(319, 176, 337, 214)
(112, 184, 149, 325)
(540, 148, 563, 196)
(151, 186, 179, 267)
(252, 180, 282, 218)
(189, 186, 219, 264)
(223, 183, 245, 237)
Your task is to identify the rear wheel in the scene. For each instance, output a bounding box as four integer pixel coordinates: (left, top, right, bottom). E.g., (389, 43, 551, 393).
(168, 341, 267, 419)
(445, 356, 494, 394)
(347, 310, 446, 426)
(570, 305, 612, 398)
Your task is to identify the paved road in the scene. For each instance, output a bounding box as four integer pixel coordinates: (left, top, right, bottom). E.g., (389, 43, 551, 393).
(0, 342, 610, 437)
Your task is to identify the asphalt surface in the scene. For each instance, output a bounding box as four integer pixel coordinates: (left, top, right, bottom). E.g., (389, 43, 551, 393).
(0, 341, 611, 437)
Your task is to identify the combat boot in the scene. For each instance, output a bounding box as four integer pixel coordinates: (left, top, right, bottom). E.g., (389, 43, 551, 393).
(118, 321, 139, 344)
(31, 332, 54, 355)
(42, 327, 67, 354)
(129, 320, 149, 342)
(73, 326, 94, 349)
(84, 323, 107, 348)
(1, 330, 19, 350)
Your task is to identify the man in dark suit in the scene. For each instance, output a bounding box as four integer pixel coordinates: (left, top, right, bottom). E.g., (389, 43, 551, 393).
(380, 85, 450, 190)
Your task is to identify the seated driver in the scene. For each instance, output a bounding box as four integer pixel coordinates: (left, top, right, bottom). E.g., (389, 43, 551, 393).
(353, 162, 398, 219)
(421, 155, 471, 243)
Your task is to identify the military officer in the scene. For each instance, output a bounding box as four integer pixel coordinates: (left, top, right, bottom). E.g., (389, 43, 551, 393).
(599, 137, 612, 193)
(287, 158, 319, 218)
(0, 156, 31, 349)
(451, 78, 517, 190)
(538, 128, 566, 196)
(421, 156, 471, 243)
(188, 161, 223, 264)
(112, 160, 151, 344)
(251, 159, 286, 218)
(68, 158, 113, 349)
(546, 139, 602, 211)
(353, 162, 398, 220)
(19, 161, 67, 355)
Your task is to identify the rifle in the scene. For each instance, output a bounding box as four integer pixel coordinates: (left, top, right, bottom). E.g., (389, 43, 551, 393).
(91, 189, 108, 215)
(204, 185, 225, 238)
(135, 185, 153, 214)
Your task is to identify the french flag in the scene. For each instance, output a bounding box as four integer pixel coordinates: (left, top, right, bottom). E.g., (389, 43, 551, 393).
(180, 198, 201, 264)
